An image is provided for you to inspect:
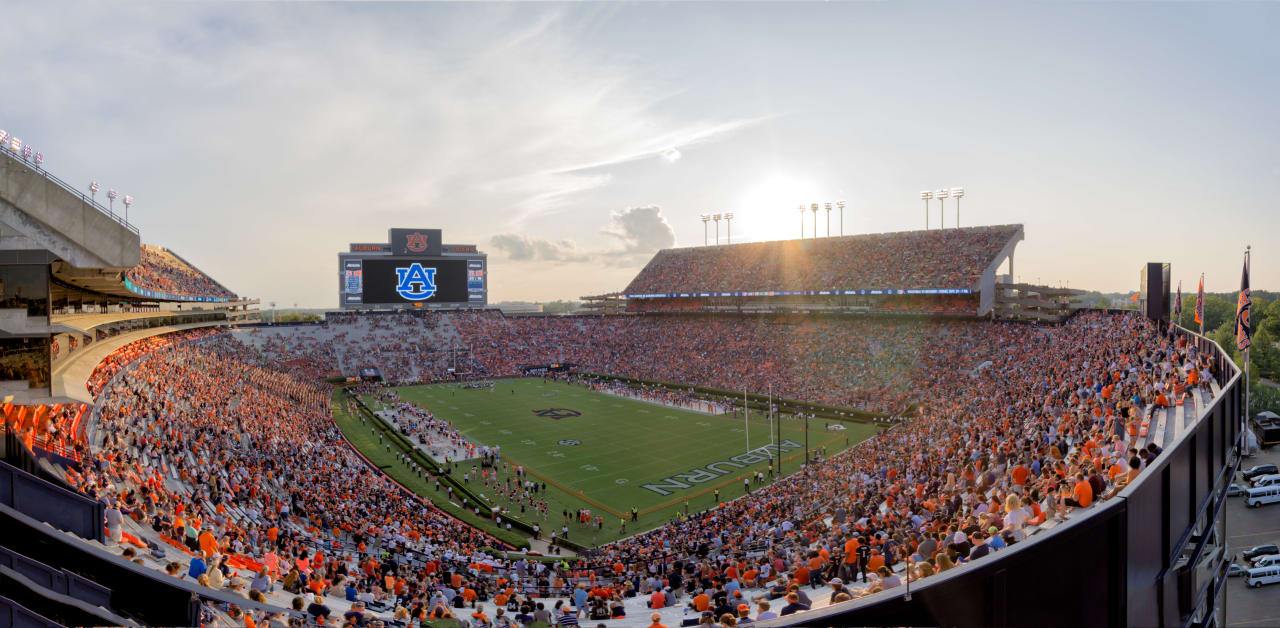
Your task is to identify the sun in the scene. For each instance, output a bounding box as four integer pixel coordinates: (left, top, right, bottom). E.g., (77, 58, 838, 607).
(735, 175, 821, 243)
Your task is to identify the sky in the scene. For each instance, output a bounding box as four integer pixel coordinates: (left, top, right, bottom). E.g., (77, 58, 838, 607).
(4, 2, 1277, 307)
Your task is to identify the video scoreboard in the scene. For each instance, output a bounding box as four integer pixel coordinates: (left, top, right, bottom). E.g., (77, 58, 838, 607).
(338, 228, 487, 310)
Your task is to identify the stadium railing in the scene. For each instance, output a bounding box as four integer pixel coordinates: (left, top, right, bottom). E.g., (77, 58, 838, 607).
(758, 321, 1242, 628)
(0, 147, 138, 234)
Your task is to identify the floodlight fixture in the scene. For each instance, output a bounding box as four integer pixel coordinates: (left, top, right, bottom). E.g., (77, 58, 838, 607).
(700, 214, 712, 246)
(123, 195, 134, 224)
(920, 191, 932, 229)
(824, 202, 833, 237)
(712, 213, 722, 244)
(809, 203, 819, 240)
(836, 200, 846, 236)
(951, 187, 965, 228)
(936, 188, 949, 228)
(724, 212, 734, 244)
(798, 205, 806, 238)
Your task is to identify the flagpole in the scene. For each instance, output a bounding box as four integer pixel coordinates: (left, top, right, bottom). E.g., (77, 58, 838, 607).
(1177, 280, 1183, 328)
(1199, 273, 1205, 337)
(1244, 247, 1252, 436)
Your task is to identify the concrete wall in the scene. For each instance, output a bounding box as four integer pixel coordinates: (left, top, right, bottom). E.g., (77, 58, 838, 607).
(0, 158, 139, 269)
(977, 225, 1024, 317)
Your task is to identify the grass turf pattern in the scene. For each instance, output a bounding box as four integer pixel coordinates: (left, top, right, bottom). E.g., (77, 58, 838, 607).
(360, 378, 877, 547)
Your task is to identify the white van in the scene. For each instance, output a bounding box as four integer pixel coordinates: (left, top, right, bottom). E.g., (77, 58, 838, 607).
(1245, 565, 1280, 588)
(1244, 485, 1280, 508)
(1251, 554, 1280, 569)
(1251, 474, 1280, 488)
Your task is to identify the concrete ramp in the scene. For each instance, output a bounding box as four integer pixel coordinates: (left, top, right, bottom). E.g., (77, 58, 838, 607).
(0, 151, 139, 269)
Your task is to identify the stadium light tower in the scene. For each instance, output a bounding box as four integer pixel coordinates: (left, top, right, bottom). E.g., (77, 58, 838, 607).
(107, 189, 118, 216)
(836, 200, 845, 236)
(950, 187, 965, 227)
(920, 191, 933, 229)
(123, 195, 133, 224)
(712, 213, 722, 245)
(724, 212, 734, 244)
(824, 202, 832, 237)
(809, 203, 819, 239)
(936, 188, 949, 229)
(700, 214, 711, 246)
(798, 205, 806, 238)
(89, 181, 99, 205)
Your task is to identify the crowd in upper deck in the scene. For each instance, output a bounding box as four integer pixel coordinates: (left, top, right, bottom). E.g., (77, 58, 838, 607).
(623, 225, 1020, 296)
(125, 244, 236, 300)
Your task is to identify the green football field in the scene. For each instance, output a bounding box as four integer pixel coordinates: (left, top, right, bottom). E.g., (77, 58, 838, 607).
(363, 378, 878, 546)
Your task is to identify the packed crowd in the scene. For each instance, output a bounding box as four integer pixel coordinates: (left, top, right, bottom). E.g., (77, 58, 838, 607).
(242, 312, 464, 384)
(458, 312, 927, 413)
(622, 225, 1020, 296)
(64, 307, 1221, 626)
(626, 294, 980, 316)
(125, 244, 236, 300)
(75, 333, 512, 623)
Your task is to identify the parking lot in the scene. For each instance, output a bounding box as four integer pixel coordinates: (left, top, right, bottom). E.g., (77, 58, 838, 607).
(1226, 442, 1280, 626)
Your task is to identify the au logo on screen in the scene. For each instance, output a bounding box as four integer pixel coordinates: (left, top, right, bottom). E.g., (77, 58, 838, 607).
(405, 232, 430, 253)
(394, 263, 438, 300)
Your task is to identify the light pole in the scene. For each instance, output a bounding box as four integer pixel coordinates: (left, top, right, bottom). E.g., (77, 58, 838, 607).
(123, 195, 133, 225)
(798, 205, 806, 238)
(810, 203, 819, 239)
(724, 212, 734, 244)
(700, 214, 711, 246)
(713, 213, 722, 245)
(936, 188, 949, 229)
(950, 187, 964, 228)
(824, 202, 832, 237)
(107, 189, 118, 217)
(89, 181, 99, 205)
(836, 200, 845, 236)
(920, 191, 933, 229)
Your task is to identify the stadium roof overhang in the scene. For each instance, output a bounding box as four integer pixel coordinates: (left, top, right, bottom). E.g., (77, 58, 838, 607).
(50, 261, 147, 303)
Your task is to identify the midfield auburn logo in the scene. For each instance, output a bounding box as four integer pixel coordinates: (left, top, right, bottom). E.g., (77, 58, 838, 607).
(395, 263, 437, 300)
(532, 408, 581, 420)
(405, 232, 430, 253)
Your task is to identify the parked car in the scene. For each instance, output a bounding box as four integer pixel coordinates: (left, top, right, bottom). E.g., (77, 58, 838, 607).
(1227, 483, 1247, 497)
(1241, 464, 1279, 482)
(1227, 563, 1248, 577)
(1236, 544, 1280, 562)
(1246, 565, 1280, 588)
(1252, 554, 1280, 569)
(1245, 486, 1280, 508)
(1251, 474, 1280, 488)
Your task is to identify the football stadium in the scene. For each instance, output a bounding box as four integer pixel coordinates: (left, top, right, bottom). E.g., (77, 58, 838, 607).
(0, 139, 1256, 627)
(2, 4, 1276, 628)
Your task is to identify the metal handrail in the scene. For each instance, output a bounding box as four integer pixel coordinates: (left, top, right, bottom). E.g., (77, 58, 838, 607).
(0, 148, 139, 234)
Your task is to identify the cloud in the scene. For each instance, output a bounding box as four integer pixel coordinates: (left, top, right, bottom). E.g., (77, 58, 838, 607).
(0, 4, 766, 306)
(600, 205, 676, 256)
(491, 205, 675, 265)
(490, 234, 590, 263)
